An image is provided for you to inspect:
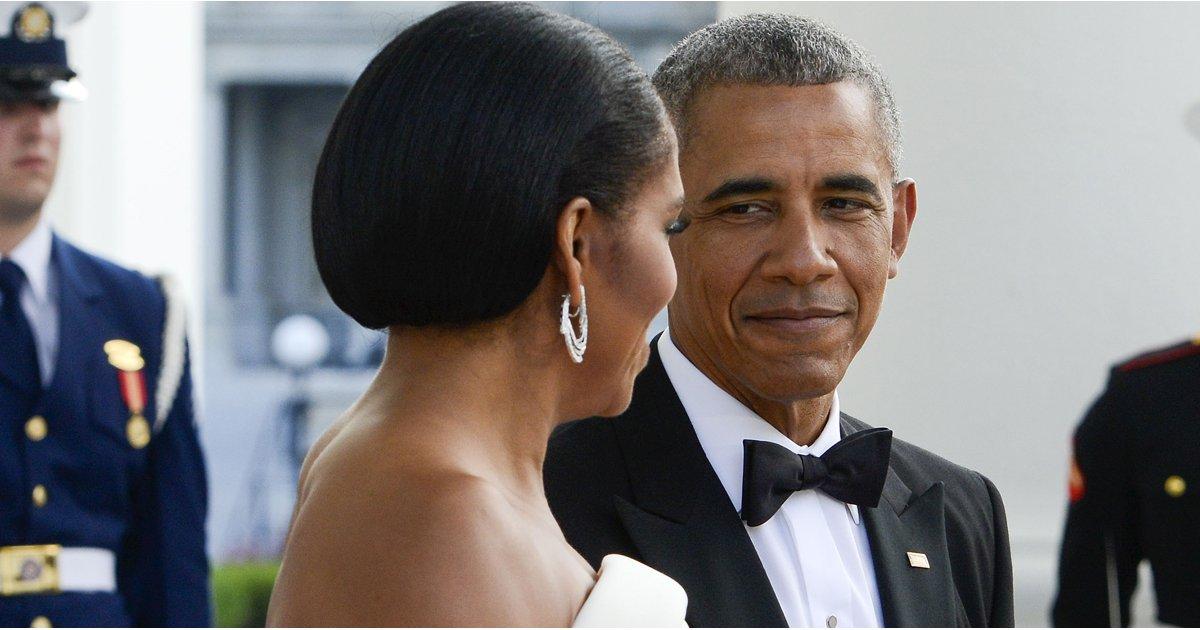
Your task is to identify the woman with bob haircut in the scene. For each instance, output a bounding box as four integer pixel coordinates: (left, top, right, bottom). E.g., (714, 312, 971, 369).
(266, 3, 690, 626)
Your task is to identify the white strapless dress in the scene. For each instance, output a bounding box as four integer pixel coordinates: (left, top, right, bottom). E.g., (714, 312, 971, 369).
(572, 555, 689, 628)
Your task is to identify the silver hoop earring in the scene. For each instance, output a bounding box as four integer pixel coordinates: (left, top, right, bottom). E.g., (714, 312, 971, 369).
(560, 285, 588, 363)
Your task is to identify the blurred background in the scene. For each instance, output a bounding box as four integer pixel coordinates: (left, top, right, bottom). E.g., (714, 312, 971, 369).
(41, 1, 1200, 626)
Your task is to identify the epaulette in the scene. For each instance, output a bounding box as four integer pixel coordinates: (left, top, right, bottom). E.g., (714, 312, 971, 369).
(1117, 335, 1200, 372)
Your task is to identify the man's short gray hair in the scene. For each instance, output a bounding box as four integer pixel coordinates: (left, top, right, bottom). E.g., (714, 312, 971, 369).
(653, 13, 902, 177)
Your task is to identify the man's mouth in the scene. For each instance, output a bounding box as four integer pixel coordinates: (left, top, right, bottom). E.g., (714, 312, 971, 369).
(743, 306, 848, 334)
(14, 156, 50, 170)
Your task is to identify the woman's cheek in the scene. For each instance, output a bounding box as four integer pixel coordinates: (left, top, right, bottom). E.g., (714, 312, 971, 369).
(649, 237, 678, 315)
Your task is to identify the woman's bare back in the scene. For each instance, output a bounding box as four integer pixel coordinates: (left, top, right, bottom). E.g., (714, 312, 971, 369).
(266, 410, 594, 626)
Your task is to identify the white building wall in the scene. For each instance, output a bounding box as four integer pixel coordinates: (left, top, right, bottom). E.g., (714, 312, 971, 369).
(39, 0, 207, 555)
(720, 2, 1200, 625)
(44, 1, 205, 374)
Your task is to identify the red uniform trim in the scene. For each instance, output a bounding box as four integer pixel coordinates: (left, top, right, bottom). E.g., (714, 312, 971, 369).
(1117, 338, 1200, 372)
(1068, 436, 1085, 503)
(1068, 456, 1085, 502)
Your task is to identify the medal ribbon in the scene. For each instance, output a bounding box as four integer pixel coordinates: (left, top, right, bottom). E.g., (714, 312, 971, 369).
(117, 369, 147, 416)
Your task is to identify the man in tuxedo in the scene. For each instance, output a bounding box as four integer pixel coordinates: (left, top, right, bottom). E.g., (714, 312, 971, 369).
(545, 13, 1014, 628)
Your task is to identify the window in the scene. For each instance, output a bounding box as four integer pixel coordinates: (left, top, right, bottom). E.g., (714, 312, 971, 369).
(211, 2, 716, 370)
(223, 83, 384, 368)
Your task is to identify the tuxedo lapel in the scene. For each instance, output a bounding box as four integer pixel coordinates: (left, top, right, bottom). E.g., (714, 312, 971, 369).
(864, 477, 965, 626)
(843, 416, 964, 627)
(611, 343, 787, 628)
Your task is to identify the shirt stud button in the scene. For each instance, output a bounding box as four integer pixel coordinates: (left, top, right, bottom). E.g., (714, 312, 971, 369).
(826, 615, 838, 628)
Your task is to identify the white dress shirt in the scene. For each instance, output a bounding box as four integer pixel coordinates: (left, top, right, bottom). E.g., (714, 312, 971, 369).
(2, 218, 59, 385)
(657, 331, 883, 628)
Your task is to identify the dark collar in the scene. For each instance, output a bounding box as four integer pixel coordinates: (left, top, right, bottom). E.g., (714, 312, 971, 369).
(51, 233, 103, 304)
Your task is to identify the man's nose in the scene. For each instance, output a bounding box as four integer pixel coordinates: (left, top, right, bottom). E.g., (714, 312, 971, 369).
(16, 105, 55, 142)
(758, 208, 838, 286)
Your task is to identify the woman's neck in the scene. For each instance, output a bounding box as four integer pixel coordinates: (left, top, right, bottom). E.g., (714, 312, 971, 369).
(361, 322, 564, 498)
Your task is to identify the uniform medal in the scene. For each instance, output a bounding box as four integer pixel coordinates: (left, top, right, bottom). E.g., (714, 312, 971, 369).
(104, 340, 150, 449)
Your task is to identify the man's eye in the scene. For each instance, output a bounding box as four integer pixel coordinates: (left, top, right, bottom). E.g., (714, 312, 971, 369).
(724, 203, 769, 216)
(825, 198, 872, 213)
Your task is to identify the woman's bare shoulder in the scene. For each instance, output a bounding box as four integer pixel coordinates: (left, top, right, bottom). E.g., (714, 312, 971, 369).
(293, 414, 352, 508)
(268, 435, 565, 626)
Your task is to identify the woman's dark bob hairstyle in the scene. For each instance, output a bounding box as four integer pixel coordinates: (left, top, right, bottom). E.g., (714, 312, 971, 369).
(313, 2, 672, 329)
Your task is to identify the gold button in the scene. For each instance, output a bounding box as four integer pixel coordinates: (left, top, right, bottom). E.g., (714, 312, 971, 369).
(31, 485, 47, 507)
(25, 416, 47, 441)
(1165, 476, 1187, 498)
(30, 616, 52, 628)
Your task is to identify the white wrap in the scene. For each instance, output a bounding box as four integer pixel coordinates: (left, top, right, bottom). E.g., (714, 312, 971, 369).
(573, 554, 689, 628)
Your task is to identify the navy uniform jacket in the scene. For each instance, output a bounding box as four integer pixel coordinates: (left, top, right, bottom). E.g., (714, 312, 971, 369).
(0, 236, 211, 627)
(1052, 337, 1200, 627)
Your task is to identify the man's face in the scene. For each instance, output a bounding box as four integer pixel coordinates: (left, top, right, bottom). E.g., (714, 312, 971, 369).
(669, 82, 916, 407)
(0, 99, 61, 224)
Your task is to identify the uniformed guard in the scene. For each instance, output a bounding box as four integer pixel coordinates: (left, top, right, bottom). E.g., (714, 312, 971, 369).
(0, 2, 211, 626)
(1052, 335, 1200, 627)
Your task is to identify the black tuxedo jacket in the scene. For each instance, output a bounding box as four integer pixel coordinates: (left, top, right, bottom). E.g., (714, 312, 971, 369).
(545, 344, 1014, 627)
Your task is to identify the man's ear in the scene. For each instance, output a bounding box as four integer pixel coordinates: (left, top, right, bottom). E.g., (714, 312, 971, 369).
(888, 178, 917, 279)
(553, 197, 594, 309)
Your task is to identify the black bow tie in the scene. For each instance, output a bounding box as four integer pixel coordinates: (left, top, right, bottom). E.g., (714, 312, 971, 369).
(740, 427, 893, 527)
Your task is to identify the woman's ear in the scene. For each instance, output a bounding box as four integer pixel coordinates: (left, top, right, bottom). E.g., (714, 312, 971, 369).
(553, 197, 594, 309)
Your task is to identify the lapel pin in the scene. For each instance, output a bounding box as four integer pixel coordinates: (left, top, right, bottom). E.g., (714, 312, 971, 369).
(906, 551, 930, 569)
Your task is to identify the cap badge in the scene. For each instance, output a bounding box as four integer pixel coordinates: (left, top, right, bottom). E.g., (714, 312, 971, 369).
(15, 3, 53, 43)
